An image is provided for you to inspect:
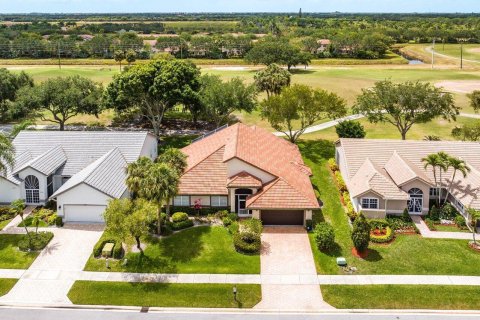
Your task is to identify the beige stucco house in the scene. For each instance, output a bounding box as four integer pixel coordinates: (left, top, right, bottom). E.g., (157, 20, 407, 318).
(175, 123, 320, 225)
(335, 139, 480, 219)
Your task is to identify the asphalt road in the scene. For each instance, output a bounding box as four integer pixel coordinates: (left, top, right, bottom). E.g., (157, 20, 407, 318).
(0, 307, 479, 320)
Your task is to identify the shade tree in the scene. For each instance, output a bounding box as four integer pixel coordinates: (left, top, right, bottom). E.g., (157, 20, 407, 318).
(253, 64, 291, 98)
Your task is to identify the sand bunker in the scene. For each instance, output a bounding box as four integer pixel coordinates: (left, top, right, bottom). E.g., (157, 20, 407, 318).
(468, 47, 480, 54)
(435, 80, 480, 93)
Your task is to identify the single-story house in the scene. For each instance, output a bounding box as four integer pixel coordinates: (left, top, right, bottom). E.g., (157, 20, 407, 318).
(335, 138, 480, 219)
(0, 131, 157, 223)
(176, 123, 320, 225)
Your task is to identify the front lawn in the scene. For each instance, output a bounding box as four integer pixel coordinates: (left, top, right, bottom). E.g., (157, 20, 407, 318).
(84, 226, 260, 274)
(0, 279, 17, 297)
(321, 285, 480, 310)
(0, 234, 40, 269)
(68, 281, 261, 308)
(299, 140, 480, 276)
(431, 224, 470, 233)
(0, 219, 12, 230)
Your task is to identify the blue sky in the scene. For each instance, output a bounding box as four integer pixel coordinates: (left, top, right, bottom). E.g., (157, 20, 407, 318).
(0, 0, 478, 13)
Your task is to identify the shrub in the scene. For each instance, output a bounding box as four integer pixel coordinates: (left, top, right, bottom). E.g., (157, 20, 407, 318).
(171, 212, 189, 223)
(386, 213, 416, 232)
(328, 158, 339, 172)
(242, 218, 263, 234)
(370, 226, 394, 243)
(18, 232, 53, 251)
(55, 216, 63, 227)
(343, 192, 351, 205)
(47, 213, 58, 226)
(222, 217, 233, 227)
(346, 203, 357, 220)
(112, 242, 124, 259)
(313, 222, 335, 251)
(305, 219, 313, 231)
(228, 221, 239, 234)
(169, 206, 230, 216)
(171, 219, 194, 231)
(351, 214, 370, 252)
(335, 120, 366, 139)
(93, 235, 123, 258)
(335, 171, 347, 192)
(227, 213, 238, 221)
(233, 231, 261, 254)
(425, 218, 436, 231)
(368, 219, 389, 230)
(440, 203, 458, 220)
(455, 215, 467, 229)
(215, 210, 230, 219)
(402, 208, 412, 221)
(429, 205, 440, 221)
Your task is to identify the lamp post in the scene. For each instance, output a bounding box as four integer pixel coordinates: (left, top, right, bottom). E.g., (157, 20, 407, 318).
(461, 42, 463, 70)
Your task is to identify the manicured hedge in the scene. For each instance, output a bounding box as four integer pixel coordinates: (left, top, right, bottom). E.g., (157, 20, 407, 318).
(169, 206, 230, 216)
(233, 231, 261, 254)
(370, 226, 394, 243)
(93, 236, 123, 259)
(171, 219, 194, 231)
(171, 212, 189, 223)
(313, 222, 335, 251)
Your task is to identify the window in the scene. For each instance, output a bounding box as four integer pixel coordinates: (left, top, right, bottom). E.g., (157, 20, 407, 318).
(173, 196, 190, 206)
(361, 197, 379, 210)
(24, 175, 40, 204)
(429, 188, 439, 197)
(211, 196, 228, 207)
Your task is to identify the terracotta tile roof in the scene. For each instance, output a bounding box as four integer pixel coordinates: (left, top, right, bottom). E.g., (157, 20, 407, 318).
(227, 171, 263, 188)
(181, 123, 319, 209)
(338, 139, 480, 209)
(178, 146, 228, 195)
(246, 178, 318, 209)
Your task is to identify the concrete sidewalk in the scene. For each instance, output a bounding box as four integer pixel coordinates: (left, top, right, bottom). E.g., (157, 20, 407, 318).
(411, 215, 479, 240)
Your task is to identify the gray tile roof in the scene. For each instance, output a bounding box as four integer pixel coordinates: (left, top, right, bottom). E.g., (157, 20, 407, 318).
(14, 145, 67, 176)
(51, 148, 128, 198)
(1, 151, 33, 185)
(12, 131, 152, 176)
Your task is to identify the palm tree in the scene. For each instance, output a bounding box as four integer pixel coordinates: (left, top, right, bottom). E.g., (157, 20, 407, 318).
(467, 208, 480, 245)
(437, 152, 450, 205)
(422, 153, 442, 206)
(126, 157, 153, 199)
(0, 134, 15, 175)
(139, 163, 178, 235)
(444, 156, 470, 205)
(157, 148, 187, 216)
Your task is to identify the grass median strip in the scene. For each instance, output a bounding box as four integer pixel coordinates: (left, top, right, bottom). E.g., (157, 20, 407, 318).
(0, 279, 18, 297)
(68, 281, 261, 308)
(321, 285, 480, 310)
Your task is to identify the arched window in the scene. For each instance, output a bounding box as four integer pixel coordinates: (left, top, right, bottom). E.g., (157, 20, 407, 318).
(407, 188, 423, 213)
(25, 175, 40, 204)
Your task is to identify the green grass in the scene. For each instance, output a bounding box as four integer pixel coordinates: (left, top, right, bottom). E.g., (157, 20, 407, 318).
(17, 216, 49, 228)
(432, 224, 470, 233)
(299, 139, 480, 276)
(0, 279, 17, 297)
(84, 226, 260, 274)
(158, 134, 199, 154)
(321, 285, 480, 310)
(0, 234, 40, 269)
(68, 281, 261, 308)
(0, 219, 12, 230)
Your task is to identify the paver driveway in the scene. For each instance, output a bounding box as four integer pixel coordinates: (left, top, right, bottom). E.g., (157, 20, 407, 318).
(0, 225, 103, 305)
(254, 226, 333, 310)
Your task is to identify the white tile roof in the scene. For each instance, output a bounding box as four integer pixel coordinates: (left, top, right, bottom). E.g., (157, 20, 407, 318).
(51, 148, 128, 198)
(14, 145, 67, 176)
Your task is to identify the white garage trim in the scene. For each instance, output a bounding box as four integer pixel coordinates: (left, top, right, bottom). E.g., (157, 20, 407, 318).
(64, 204, 106, 223)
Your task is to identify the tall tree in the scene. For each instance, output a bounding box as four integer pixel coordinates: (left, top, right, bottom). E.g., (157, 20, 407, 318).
(125, 49, 137, 66)
(104, 59, 201, 137)
(355, 81, 458, 140)
(114, 50, 125, 71)
(351, 213, 371, 254)
(15, 76, 103, 131)
(468, 90, 480, 113)
(0, 133, 14, 174)
(254, 64, 291, 98)
(422, 153, 445, 206)
(199, 74, 257, 128)
(452, 122, 480, 141)
(0, 68, 33, 122)
(126, 157, 154, 199)
(467, 208, 480, 245)
(444, 156, 470, 205)
(157, 148, 187, 216)
(335, 120, 366, 139)
(261, 84, 347, 143)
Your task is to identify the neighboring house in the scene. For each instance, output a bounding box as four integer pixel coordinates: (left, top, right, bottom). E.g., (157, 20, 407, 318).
(335, 139, 480, 219)
(0, 131, 157, 223)
(315, 39, 331, 54)
(176, 123, 320, 226)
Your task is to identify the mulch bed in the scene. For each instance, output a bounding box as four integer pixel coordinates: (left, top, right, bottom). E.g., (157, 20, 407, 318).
(351, 247, 369, 259)
(468, 241, 480, 253)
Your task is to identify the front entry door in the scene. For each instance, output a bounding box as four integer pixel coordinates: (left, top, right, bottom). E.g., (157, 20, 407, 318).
(235, 189, 253, 215)
(408, 198, 423, 214)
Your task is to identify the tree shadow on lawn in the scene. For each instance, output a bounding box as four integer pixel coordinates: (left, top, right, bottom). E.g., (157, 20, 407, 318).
(122, 226, 211, 273)
(298, 140, 336, 163)
(363, 249, 383, 262)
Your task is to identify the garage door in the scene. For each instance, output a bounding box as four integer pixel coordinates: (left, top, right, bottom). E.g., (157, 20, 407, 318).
(64, 205, 106, 223)
(261, 210, 304, 225)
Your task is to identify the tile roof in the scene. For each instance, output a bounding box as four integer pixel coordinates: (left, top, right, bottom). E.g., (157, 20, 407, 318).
(14, 145, 67, 176)
(338, 139, 480, 209)
(227, 171, 263, 188)
(0, 151, 33, 185)
(52, 148, 128, 199)
(349, 158, 409, 200)
(181, 123, 319, 209)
